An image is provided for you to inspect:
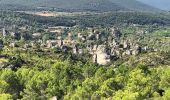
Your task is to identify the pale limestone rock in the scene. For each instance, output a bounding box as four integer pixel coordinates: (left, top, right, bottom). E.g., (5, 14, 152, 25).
(9, 42, 16, 48)
(79, 49, 83, 54)
(2, 28, 7, 37)
(46, 40, 57, 48)
(93, 45, 111, 65)
(24, 44, 29, 49)
(73, 48, 77, 54)
(131, 44, 141, 55)
(125, 50, 131, 55)
(51, 96, 57, 100)
(32, 33, 41, 38)
(123, 41, 128, 49)
(78, 33, 82, 39)
(111, 27, 122, 39)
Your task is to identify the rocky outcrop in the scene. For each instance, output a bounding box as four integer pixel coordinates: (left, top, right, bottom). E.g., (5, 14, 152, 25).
(111, 27, 122, 40)
(93, 45, 111, 65)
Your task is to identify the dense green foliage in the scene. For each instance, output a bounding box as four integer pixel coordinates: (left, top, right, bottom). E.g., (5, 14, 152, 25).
(0, 49, 170, 99)
(0, 28, 169, 100)
(1, 11, 170, 28)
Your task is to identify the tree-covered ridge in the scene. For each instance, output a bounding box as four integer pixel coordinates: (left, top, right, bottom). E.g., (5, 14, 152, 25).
(137, 0, 170, 10)
(1, 11, 170, 28)
(0, 0, 160, 12)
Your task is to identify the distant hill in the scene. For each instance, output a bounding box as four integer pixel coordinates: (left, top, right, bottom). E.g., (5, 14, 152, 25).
(0, 0, 161, 12)
(137, 0, 170, 11)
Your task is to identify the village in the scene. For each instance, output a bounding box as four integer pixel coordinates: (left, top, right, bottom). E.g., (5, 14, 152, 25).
(0, 26, 150, 65)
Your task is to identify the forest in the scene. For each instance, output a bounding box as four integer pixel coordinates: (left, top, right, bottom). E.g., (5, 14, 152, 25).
(1, 11, 170, 28)
(0, 46, 170, 100)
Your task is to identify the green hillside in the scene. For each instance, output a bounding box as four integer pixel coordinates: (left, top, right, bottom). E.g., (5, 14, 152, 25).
(0, 0, 161, 12)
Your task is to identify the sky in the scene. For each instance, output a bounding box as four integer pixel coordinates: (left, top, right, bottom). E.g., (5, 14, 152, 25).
(138, 0, 170, 10)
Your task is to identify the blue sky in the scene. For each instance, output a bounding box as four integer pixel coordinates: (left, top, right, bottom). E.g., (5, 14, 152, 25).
(137, 0, 170, 10)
